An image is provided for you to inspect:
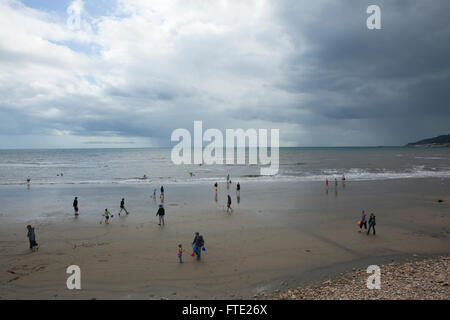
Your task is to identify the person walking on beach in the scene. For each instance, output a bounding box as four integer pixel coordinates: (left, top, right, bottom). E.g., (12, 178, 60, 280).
(73, 197, 79, 216)
(326, 178, 328, 187)
(367, 213, 376, 235)
(160, 186, 165, 199)
(152, 188, 157, 199)
(214, 182, 218, 192)
(227, 194, 232, 213)
(156, 204, 165, 226)
(26, 225, 38, 251)
(26, 176, 31, 184)
(227, 174, 230, 182)
(103, 208, 111, 225)
(236, 182, 241, 204)
(334, 178, 338, 187)
(119, 198, 129, 216)
(177, 244, 183, 264)
(192, 232, 204, 260)
(359, 210, 367, 232)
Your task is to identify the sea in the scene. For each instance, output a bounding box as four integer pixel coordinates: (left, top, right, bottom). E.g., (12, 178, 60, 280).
(0, 147, 449, 186)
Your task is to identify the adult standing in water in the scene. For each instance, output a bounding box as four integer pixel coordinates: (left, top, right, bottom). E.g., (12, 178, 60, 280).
(160, 186, 164, 200)
(73, 197, 79, 216)
(119, 198, 129, 216)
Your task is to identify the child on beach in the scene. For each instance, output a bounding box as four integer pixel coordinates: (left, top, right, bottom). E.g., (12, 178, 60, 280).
(103, 208, 111, 225)
(153, 188, 157, 199)
(26, 225, 38, 251)
(359, 210, 367, 231)
(368, 213, 376, 235)
(177, 244, 183, 264)
(214, 182, 218, 191)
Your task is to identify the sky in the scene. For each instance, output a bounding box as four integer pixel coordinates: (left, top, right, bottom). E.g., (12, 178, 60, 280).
(0, 0, 449, 148)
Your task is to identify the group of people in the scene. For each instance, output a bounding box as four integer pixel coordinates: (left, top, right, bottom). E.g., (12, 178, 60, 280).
(358, 210, 376, 235)
(72, 185, 166, 225)
(177, 232, 206, 263)
(325, 175, 346, 188)
(214, 175, 240, 213)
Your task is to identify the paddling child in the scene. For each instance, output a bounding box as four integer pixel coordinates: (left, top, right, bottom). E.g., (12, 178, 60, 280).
(214, 182, 218, 191)
(359, 210, 367, 231)
(236, 182, 241, 192)
(177, 244, 183, 264)
(103, 208, 111, 225)
(153, 188, 157, 199)
(26, 176, 31, 184)
(192, 232, 204, 260)
(156, 204, 165, 226)
(26, 225, 38, 251)
(367, 213, 376, 235)
(227, 194, 232, 213)
(119, 198, 129, 216)
(73, 197, 79, 216)
(160, 186, 165, 199)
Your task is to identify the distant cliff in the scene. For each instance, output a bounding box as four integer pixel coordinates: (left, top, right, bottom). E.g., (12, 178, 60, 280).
(405, 134, 450, 147)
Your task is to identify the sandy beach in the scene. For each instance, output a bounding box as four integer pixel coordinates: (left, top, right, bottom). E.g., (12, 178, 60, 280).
(0, 178, 449, 299)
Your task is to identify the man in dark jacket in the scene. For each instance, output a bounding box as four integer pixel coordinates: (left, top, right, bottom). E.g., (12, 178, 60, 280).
(73, 197, 79, 216)
(156, 205, 165, 226)
(27, 225, 38, 251)
(192, 232, 204, 260)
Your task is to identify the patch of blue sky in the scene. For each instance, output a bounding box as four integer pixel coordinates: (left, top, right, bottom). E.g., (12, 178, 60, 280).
(48, 39, 102, 56)
(21, 0, 117, 19)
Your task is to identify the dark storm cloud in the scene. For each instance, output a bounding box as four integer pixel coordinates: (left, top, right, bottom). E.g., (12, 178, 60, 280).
(258, 0, 450, 143)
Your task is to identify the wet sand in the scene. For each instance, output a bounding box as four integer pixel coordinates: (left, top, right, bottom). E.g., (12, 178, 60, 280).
(0, 178, 449, 299)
